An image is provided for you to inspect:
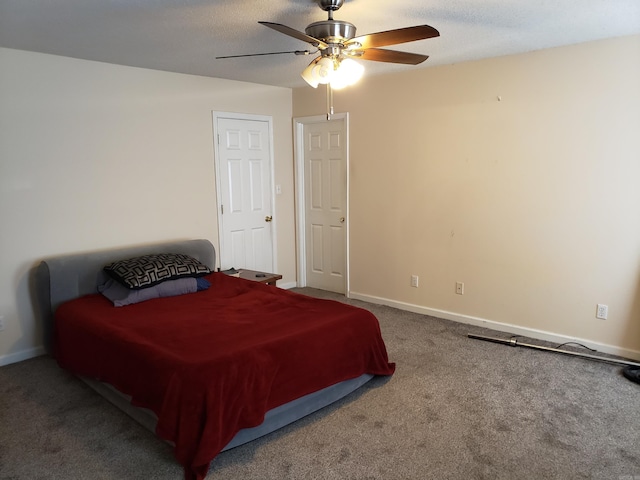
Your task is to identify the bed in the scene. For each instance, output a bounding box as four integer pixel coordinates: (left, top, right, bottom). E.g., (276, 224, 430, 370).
(35, 239, 395, 480)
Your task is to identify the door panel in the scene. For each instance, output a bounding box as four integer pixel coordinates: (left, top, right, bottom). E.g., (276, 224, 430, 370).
(311, 224, 324, 272)
(329, 158, 343, 209)
(216, 115, 274, 273)
(249, 160, 264, 210)
(330, 225, 344, 274)
(304, 118, 346, 293)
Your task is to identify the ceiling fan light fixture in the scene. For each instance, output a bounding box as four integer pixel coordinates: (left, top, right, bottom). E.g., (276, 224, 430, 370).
(314, 56, 335, 84)
(301, 61, 320, 88)
(301, 56, 336, 88)
(330, 58, 364, 89)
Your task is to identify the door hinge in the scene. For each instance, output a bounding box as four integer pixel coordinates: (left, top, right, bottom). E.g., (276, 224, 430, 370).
(221, 204, 224, 214)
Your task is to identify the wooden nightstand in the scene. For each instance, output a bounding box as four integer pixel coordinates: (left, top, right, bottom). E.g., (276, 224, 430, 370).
(236, 269, 282, 286)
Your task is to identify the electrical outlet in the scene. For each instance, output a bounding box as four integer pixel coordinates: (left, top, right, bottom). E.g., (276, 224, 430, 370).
(596, 304, 608, 320)
(0, 315, 5, 331)
(411, 275, 419, 288)
(456, 282, 464, 295)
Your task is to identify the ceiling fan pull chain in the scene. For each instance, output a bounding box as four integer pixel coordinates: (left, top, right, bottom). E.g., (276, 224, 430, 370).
(326, 83, 334, 120)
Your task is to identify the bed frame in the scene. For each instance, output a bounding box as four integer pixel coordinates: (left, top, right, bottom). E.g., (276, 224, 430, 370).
(35, 238, 372, 452)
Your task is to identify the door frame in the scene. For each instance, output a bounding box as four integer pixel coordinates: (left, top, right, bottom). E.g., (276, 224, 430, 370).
(212, 111, 277, 272)
(293, 113, 350, 294)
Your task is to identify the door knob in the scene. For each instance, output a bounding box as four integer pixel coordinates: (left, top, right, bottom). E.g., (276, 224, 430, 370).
(339, 217, 345, 223)
(265, 215, 273, 222)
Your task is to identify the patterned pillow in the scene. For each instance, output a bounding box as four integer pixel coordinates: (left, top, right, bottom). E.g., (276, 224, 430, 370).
(104, 253, 211, 290)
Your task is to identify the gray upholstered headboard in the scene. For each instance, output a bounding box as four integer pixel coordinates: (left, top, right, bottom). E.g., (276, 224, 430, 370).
(35, 239, 215, 351)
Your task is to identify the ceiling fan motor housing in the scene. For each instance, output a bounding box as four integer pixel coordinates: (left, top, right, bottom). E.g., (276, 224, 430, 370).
(318, 0, 344, 11)
(305, 20, 356, 44)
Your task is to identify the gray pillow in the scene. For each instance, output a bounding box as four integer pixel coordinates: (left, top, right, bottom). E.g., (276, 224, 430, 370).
(98, 277, 198, 307)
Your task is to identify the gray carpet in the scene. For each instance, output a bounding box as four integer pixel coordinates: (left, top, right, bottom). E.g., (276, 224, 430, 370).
(1, 288, 639, 479)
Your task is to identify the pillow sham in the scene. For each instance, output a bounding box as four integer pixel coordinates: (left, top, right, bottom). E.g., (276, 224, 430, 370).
(98, 277, 209, 307)
(104, 253, 211, 290)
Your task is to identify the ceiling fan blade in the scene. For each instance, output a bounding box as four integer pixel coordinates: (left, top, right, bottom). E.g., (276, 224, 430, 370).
(355, 48, 429, 65)
(259, 21, 328, 49)
(216, 50, 312, 59)
(346, 25, 439, 49)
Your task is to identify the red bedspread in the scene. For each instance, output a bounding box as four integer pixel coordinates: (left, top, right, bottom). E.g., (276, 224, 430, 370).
(55, 273, 395, 479)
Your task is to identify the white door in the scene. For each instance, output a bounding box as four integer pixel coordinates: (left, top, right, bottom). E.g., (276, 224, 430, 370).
(298, 115, 348, 294)
(214, 113, 275, 272)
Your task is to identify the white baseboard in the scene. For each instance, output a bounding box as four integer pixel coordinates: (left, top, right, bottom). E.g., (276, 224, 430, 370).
(278, 281, 298, 290)
(0, 346, 46, 367)
(349, 291, 640, 363)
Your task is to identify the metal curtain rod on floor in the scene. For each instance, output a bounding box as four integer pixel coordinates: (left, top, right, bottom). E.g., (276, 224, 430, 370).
(468, 333, 640, 368)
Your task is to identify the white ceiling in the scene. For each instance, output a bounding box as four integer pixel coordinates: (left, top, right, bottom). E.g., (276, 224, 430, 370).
(1, 0, 639, 89)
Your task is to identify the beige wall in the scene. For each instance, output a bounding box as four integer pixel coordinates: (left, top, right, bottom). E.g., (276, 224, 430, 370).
(293, 35, 640, 357)
(2, 34, 638, 365)
(0, 48, 296, 364)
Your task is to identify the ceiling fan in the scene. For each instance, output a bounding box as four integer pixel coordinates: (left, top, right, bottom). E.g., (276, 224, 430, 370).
(216, 0, 440, 90)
